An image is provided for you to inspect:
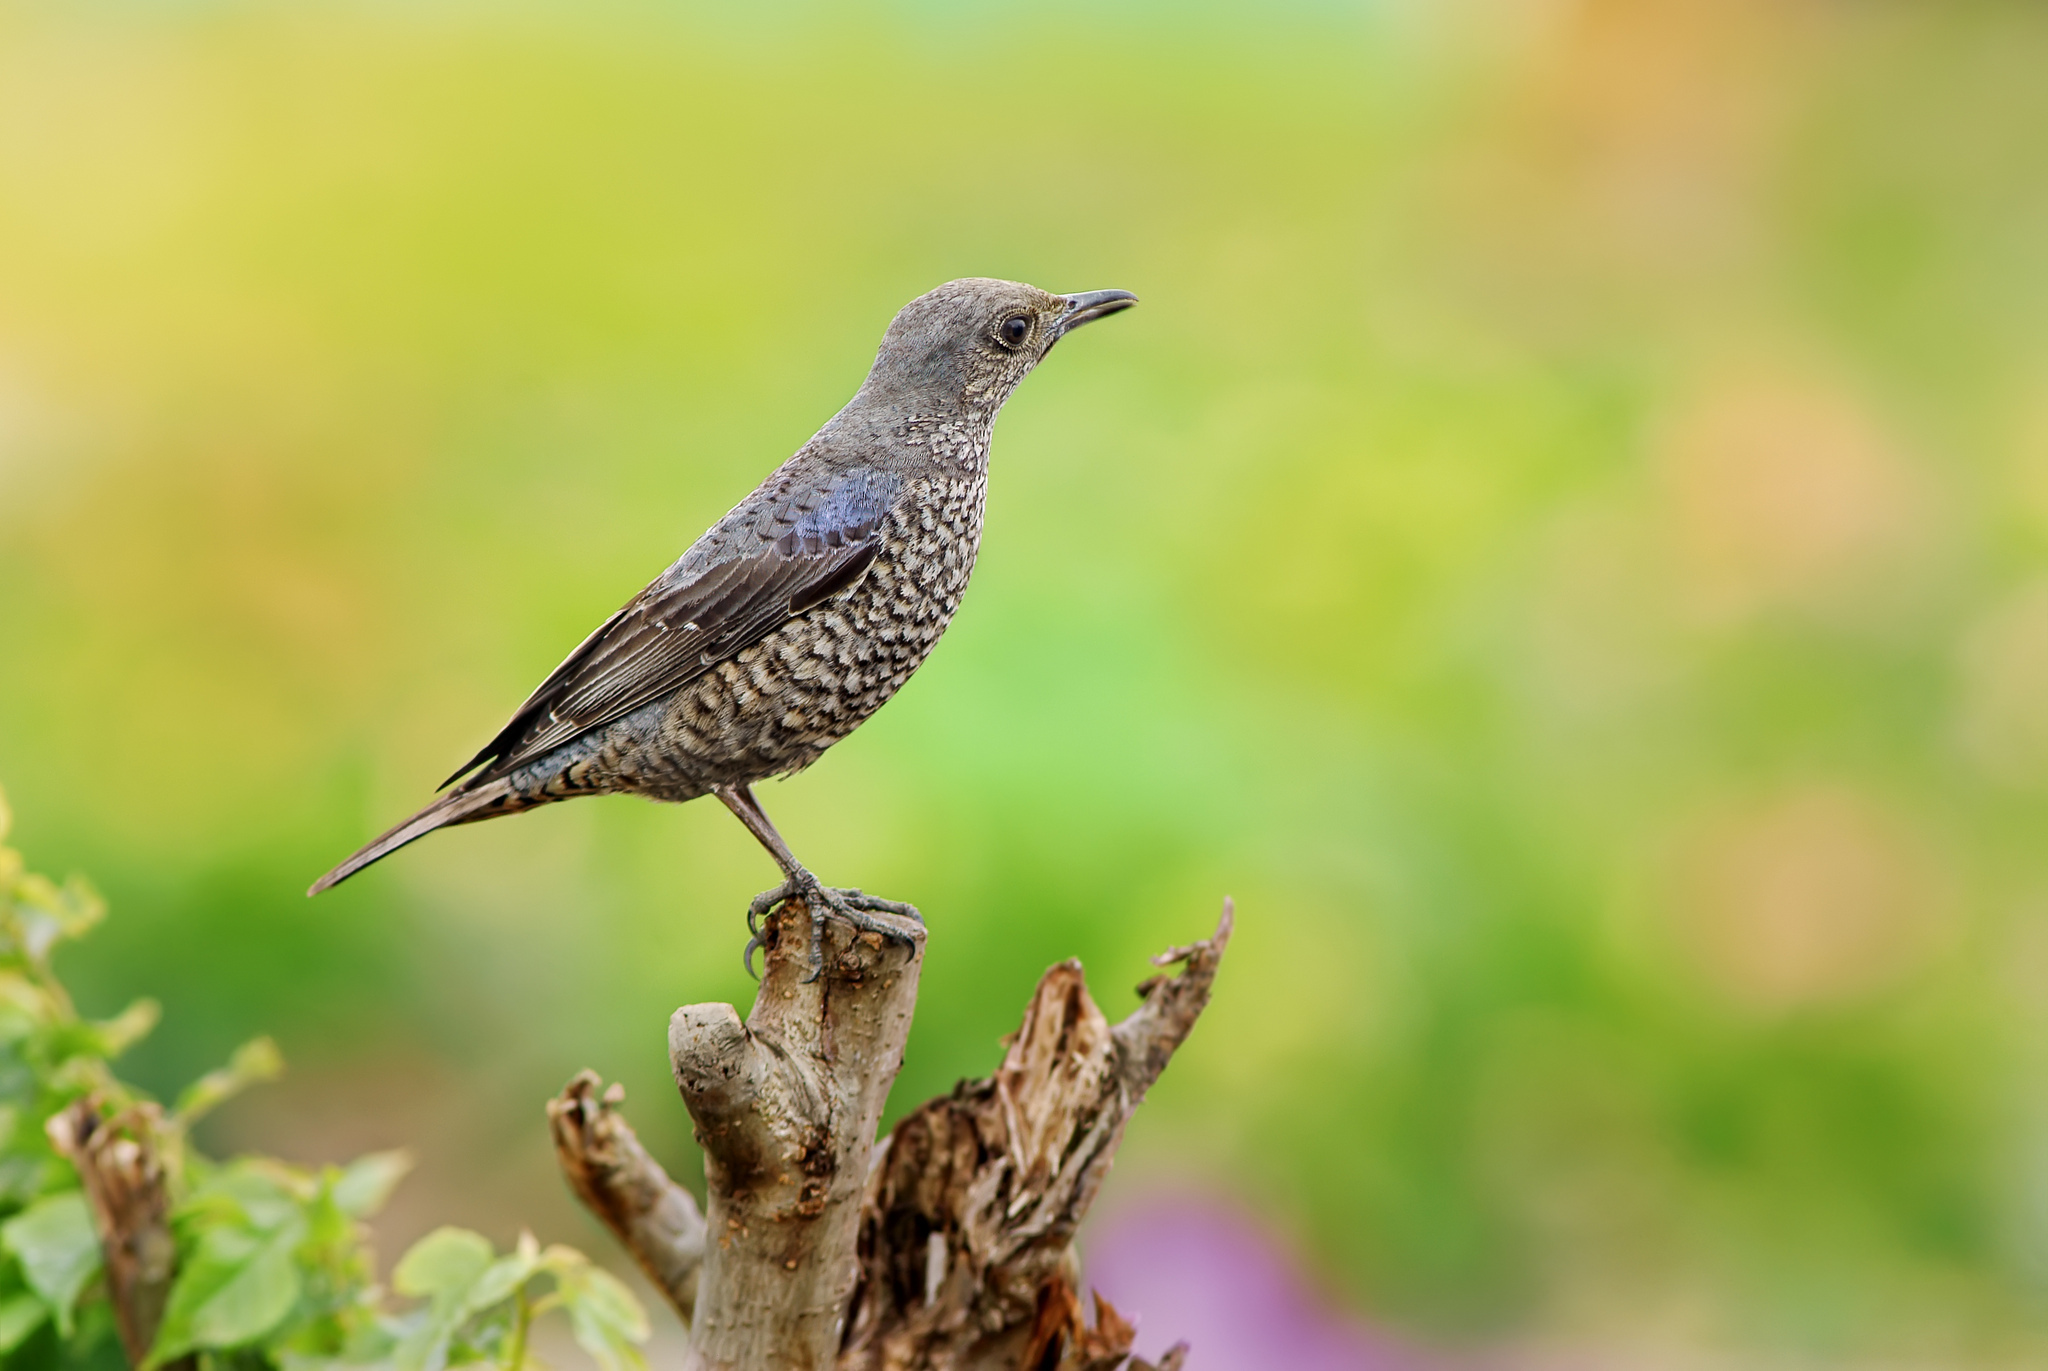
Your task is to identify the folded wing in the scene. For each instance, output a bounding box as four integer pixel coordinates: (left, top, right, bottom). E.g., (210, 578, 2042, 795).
(446, 469, 899, 789)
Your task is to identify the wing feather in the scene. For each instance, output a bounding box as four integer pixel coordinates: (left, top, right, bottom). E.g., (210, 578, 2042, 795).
(445, 469, 898, 788)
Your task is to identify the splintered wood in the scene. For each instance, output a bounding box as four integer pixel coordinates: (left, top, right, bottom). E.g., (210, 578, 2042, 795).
(839, 906, 1229, 1370)
(550, 899, 1229, 1371)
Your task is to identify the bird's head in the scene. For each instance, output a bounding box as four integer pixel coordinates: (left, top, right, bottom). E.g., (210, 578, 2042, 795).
(861, 278, 1137, 414)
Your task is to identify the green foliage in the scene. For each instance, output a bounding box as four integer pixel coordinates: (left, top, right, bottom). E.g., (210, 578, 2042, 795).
(3, 1194, 100, 1339)
(0, 789, 648, 1369)
(387, 1229, 646, 1371)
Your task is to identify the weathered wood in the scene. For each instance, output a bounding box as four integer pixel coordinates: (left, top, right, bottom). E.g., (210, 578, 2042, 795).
(548, 897, 1229, 1370)
(548, 1071, 709, 1323)
(840, 903, 1229, 1371)
(670, 897, 925, 1371)
(46, 1099, 195, 1371)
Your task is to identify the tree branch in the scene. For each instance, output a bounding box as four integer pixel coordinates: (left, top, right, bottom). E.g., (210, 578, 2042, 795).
(547, 1071, 709, 1322)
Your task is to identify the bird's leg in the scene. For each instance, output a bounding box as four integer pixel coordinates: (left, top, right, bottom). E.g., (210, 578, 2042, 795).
(712, 784, 921, 981)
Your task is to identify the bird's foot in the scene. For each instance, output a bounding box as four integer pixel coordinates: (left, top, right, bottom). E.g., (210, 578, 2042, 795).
(743, 878, 922, 981)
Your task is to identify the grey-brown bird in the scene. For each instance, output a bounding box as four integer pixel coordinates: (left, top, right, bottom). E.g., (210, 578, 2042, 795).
(311, 278, 1136, 970)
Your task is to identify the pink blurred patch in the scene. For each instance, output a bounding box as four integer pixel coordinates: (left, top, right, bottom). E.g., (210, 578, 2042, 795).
(1084, 1196, 1433, 1371)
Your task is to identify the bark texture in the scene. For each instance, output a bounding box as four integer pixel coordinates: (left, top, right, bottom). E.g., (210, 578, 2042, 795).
(549, 1071, 710, 1322)
(45, 1098, 194, 1371)
(551, 898, 1230, 1371)
(673, 896, 925, 1371)
(839, 904, 1230, 1370)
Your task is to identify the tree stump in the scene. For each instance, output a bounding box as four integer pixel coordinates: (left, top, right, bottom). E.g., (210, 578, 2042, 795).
(549, 898, 1231, 1371)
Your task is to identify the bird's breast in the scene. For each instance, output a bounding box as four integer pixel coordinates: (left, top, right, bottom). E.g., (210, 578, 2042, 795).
(623, 470, 989, 788)
(858, 470, 988, 635)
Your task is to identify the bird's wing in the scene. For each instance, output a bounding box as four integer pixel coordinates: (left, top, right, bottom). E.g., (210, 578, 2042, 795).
(445, 468, 901, 788)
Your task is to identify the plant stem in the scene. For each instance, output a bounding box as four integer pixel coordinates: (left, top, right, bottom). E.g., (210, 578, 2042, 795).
(503, 1289, 532, 1371)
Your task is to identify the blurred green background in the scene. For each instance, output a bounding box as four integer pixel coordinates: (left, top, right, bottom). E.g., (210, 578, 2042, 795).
(5, 0, 2048, 1363)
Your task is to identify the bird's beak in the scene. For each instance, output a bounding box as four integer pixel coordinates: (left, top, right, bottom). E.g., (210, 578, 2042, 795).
(1054, 289, 1139, 336)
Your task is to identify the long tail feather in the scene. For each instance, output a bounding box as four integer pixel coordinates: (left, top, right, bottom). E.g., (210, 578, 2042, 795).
(308, 779, 518, 895)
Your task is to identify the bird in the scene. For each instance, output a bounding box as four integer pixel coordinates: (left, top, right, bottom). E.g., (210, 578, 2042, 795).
(310, 278, 1137, 973)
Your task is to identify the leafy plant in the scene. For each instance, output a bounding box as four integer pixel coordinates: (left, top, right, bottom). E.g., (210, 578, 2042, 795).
(0, 786, 649, 1370)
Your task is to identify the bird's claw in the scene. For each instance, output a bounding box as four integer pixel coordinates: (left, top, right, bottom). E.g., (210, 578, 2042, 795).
(742, 879, 922, 981)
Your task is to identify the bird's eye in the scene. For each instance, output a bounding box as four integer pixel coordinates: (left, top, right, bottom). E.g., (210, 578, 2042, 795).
(998, 314, 1031, 348)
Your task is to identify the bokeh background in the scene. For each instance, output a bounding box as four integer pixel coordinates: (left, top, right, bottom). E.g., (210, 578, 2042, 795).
(5, 0, 2048, 1365)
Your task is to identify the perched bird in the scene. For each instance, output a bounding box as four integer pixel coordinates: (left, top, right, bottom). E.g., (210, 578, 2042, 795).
(311, 278, 1137, 970)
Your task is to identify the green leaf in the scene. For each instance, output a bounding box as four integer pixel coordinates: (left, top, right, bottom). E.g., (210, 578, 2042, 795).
(0, 1155, 47, 1209)
(463, 1249, 536, 1322)
(389, 1305, 456, 1370)
(330, 1151, 411, 1220)
(0, 1291, 48, 1354)
(88, 997, 161, 1059)
(190, 1229, 302, 1348)
(0, 1192, 101, 1336)
(16, 874, 105, 962)
(173, 1036, 285, 1125)
(540, 1247, 648, 1371)
(302, 1181, 356, 1257)
(0, 972, 51, 1040)
(390, 1228, 528, 1371)
(391, 1228, 494, 1302)
(182, 1158, 306, 1232)
(150, 1219, 305, 1365)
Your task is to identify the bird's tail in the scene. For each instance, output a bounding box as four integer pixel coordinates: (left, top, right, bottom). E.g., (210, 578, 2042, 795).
(308, 778, 522, 896)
